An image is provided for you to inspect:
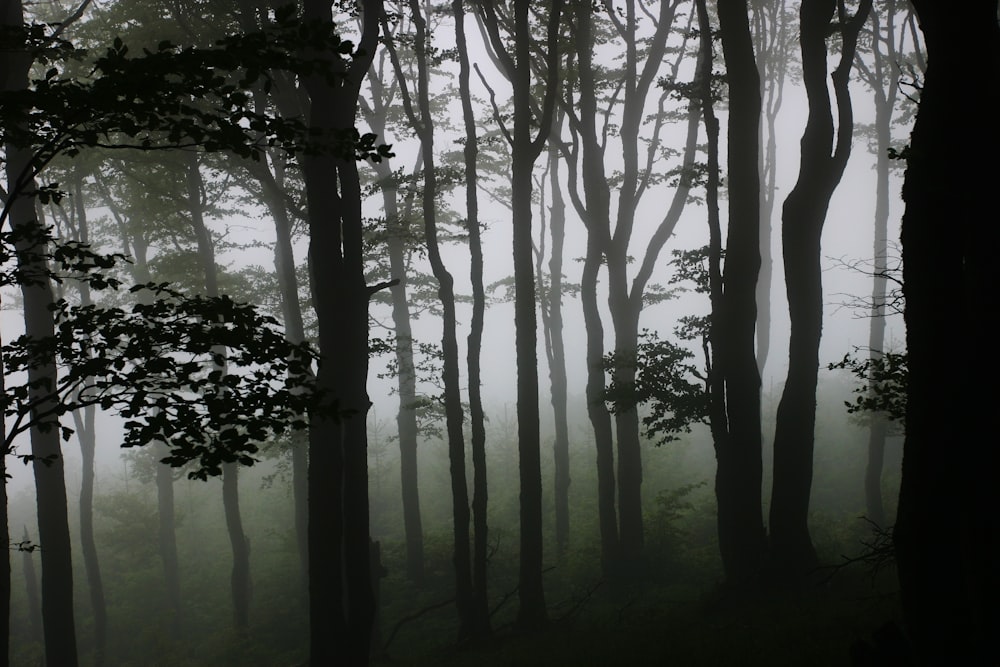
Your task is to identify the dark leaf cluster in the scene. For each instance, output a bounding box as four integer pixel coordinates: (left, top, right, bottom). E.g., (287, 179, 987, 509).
(3, 281, 326, 479)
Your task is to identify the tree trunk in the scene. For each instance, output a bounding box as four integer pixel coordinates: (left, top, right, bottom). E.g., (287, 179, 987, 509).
(385, 0, 475, 639)
(370, 155, 424, 585)
(769, 0, 870, 576)
(130, 234, 183, 638)
(67, 175, 108, 666)
(542, 137, 571, 560)
(570, 2, 619, 577)
(479, 0, 562, 629)
(895, 3, 999, 661)
(712, 0, 768, 585)
(4, 18, 79, 660)
(301, 1, 381, 661)
(454, 0, 492, 637)
(750, 0, 789, 375)
(361, 48, 425, 586)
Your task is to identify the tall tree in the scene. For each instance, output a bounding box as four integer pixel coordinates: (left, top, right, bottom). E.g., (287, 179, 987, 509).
(359, 29, 425, 584)
(299, 0, 383, 661)
(453, 0, 492, 636)
(895, 1, 999, 661)
(2, 4, 79, 664)
(851, 0, 916, 527)
(52, 171, 108, 665)
(536, 126, 570, 559)
(769, 0, 871, 575)
(381, 0, 477, 640)
(704, 0, 768, 586)
(478, 0, 563, 629)
(563, 0, 697, 573)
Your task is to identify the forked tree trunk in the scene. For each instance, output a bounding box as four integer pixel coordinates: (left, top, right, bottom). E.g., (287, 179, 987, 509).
(769, 0, 870, 576)
(301, 1, 381, 662)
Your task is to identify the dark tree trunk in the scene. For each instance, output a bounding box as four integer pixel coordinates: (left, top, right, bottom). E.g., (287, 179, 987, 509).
(570, 2, 619, 577)
(454, 0, 492, 637)
(895, 3, 999, 662)
(301, 1, 381, 662)
(769, 0, 870, 576)
(478, 0, 563, 629)
(4, 24, 79, 661)
(698, 0, 768, 586)
(568, 0, 686, 572)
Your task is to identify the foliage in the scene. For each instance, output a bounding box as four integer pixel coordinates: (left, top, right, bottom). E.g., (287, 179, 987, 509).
(0, 16, 393, 196)
(2, 278, 323, 478)
(828, 348, 907, 424)
(603, 330, 708, 445)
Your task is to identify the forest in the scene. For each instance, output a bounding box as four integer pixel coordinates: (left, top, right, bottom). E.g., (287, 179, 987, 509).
(0, 0, 996, 665)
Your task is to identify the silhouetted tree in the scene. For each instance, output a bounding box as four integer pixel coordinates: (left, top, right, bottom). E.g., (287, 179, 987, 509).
(478, 0, 563, 629)
(769, 0, 870, 576)
(895, 1, 999, 661)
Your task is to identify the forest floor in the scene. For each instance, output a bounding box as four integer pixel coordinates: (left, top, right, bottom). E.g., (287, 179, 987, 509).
(375, 557, 901, 666)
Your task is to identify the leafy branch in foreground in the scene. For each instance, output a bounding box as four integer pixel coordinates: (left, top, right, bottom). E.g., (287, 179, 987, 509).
(828, 348, 907, 424)
(3, 279, 325, 480)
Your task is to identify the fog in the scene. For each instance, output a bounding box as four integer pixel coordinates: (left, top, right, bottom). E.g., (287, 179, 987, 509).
(1, 0, 922, 664)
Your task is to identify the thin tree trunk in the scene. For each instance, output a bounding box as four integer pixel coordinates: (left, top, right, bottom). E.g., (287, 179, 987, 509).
(751, 0, 789, 375)
(454, 0, 492, 637)
(543, 136, 571, 560)
(371, 155, 424, 585)
(383, 0, 474, 639)
(362, 47, 424, 586)
(66, 175, 108, 666)
(570, 2, 619, 577)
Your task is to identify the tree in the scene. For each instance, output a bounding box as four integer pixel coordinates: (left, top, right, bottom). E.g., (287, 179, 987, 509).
(702, 0, 768, 586)
(381, 0, 477, 641)
(358, 19, 425, 584)
(453, 0, 492, 636)
(768, 0, 870, 576)
(2, 8, 79, 663)
(298, 0, 385, 662)
(851, 0, 920, 527)
(894, 2, 999, 661)
(561, 0, 699, 573)
(477, 0, 563, 629)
